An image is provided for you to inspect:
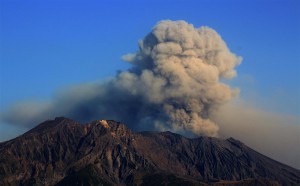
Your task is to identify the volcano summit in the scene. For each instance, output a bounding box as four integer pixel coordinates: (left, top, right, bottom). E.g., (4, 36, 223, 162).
(0, 117, 299, 185)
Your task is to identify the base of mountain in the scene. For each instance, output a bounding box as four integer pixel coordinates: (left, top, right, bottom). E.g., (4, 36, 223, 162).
(54, 164, 281, 186)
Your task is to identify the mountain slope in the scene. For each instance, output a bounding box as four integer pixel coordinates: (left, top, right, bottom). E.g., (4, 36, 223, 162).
(0, 117, 299, 185)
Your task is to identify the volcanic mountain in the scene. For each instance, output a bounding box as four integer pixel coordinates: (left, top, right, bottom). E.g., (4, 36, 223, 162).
(0, 117, 299, 186)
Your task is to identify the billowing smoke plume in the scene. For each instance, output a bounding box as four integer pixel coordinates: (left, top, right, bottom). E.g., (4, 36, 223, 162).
(1, 20, 241, 137)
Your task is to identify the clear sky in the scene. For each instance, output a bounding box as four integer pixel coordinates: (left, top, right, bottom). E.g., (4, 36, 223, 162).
(0, 0, 300, 112)
(0, 1, 299, 142)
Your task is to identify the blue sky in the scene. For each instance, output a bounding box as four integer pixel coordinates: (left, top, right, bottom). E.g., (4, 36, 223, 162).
(0, 0, 299, 140)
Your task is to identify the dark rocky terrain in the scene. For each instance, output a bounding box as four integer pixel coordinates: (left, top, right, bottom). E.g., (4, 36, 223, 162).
(0, 117, 299, 185)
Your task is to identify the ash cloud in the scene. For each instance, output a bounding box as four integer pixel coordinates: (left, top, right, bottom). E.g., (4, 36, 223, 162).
(1, 20, 241, 137)
(212, 99, 300, 169)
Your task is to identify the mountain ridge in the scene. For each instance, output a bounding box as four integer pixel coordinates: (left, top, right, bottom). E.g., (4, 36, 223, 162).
(0, 117, 299, 185)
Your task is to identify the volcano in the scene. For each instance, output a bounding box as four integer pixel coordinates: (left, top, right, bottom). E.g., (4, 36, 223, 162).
(0, 117, 299, 185)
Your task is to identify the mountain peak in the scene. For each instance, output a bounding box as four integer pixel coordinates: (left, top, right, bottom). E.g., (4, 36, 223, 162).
(98, 119, 110, 128)
(226, 137, 244, 146)
(24, 117, 78, 135)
